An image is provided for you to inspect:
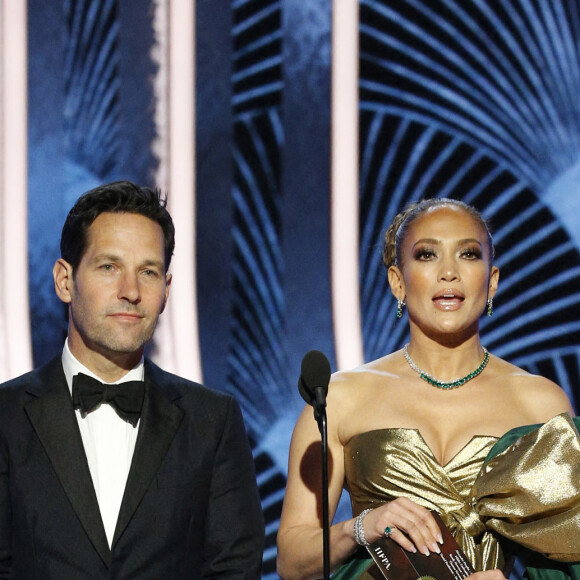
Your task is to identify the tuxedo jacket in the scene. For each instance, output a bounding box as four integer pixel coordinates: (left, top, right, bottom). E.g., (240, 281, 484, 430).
(0, 357, 264, 579)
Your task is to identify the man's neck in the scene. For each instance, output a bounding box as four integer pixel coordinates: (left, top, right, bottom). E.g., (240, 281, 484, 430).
(66, 339, 144, 383)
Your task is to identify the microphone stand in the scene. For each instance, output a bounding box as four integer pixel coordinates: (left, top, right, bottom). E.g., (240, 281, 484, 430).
(313, 388, 330, 580)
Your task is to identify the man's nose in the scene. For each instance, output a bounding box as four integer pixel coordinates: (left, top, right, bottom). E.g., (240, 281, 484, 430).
(118, 272, 141, 303)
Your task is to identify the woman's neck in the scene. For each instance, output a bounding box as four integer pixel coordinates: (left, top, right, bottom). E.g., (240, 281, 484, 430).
(404, 335, 486, 382)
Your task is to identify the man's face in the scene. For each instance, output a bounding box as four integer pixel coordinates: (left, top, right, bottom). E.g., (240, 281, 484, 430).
(54, 212, 171, 370)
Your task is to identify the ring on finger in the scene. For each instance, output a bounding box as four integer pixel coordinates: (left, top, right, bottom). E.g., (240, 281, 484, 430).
(384, 525, 395, 538)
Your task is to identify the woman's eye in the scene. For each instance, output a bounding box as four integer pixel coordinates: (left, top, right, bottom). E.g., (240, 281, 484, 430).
(461, 248, 482, 259)
(414, 249, 435, 260)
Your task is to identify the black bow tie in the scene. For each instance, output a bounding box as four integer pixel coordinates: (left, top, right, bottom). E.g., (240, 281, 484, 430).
(72, 373, 145, 427)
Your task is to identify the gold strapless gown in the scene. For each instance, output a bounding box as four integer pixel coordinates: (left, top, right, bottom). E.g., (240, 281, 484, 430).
(345, 429, 501, 573)
(342, 414, 580, 578)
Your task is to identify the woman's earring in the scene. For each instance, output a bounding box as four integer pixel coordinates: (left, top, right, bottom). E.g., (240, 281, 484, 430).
(396, 298, 406, 319)
(487, 297, 494, 317)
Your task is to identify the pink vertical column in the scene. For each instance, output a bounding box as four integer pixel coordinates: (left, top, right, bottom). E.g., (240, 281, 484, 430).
(151, 0, 202, 383)
(0, 1, 32, 381)
(331, 0, 364, 370)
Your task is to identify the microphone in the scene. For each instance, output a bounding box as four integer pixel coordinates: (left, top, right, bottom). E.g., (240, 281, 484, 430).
(297, 349, 332, 580)
(298, 350, 331, 416)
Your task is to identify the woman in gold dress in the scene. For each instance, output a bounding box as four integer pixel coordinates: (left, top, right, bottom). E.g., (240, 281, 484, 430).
(276, 199, 577, 580)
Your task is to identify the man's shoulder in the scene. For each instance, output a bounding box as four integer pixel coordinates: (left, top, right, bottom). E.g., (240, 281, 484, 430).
(144, 358, 235, 405)
(0, 358, 64, 426)
(0, 357, 63, 394)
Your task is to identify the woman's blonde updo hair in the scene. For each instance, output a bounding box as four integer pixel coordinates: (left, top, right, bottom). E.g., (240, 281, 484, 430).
(382, 198, 495, 269)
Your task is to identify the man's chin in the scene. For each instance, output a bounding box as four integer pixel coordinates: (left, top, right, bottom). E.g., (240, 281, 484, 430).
(98, 337, 151, 357)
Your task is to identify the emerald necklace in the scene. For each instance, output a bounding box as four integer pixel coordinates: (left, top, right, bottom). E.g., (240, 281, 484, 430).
(403, 344, 489, 390)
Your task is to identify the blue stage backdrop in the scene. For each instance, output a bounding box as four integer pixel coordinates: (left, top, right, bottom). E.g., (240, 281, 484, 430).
(26, 1, 580, 578)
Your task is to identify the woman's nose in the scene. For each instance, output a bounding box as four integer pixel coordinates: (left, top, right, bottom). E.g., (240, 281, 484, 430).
(438, 258, 459, 282)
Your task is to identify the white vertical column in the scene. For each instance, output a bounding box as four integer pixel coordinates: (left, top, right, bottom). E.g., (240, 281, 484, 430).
(331, 0, 364, 370)
(152, 0, 202, 382)
(0, 0, 32, 381)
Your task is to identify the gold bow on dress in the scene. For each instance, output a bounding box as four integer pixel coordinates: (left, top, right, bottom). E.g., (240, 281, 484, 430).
(470, 413, 580, 563)
(340, 414, 580, 579)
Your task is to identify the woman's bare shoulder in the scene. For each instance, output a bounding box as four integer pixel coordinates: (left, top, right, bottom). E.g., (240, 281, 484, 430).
(325, 352, 408, 428)
(329, 352, 403, 392)
(489, 355, 574, 421)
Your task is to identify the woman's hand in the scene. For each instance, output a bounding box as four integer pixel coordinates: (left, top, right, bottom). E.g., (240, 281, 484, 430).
(359, 497, 443, 556)
(466, 571, 507, 580)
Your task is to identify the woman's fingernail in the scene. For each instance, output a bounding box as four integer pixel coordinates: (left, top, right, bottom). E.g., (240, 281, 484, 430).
(408, 545, 417, 553)
(422, 546, 430, 556)
(432, 542, 441, 554)
(438, 533, 444, 544)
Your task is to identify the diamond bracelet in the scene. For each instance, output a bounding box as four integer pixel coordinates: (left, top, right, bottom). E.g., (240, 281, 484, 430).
(353, 508, 373, 546)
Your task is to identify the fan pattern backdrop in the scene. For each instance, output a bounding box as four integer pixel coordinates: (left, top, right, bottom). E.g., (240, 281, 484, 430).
(231, 1, 289, 568)
(359, 0, 580, 409)
(24, 1, 580, 578)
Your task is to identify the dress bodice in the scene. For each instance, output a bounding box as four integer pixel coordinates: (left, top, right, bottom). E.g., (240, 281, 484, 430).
(344, 428, 503, 572)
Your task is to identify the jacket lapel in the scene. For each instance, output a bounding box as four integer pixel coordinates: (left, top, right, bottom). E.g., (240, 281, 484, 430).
(113, 361, 184, 545)
(24, 359, 111, 567)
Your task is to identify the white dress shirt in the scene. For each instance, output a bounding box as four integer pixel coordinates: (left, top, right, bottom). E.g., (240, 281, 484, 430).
(61, 340, 143, 546)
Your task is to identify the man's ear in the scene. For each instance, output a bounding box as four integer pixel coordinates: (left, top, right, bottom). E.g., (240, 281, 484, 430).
(53, 259, 74, 304)
(160, 273, 172, 313)
(387, 265, 406, 302)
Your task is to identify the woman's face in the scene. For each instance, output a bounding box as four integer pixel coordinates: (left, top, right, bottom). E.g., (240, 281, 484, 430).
(388, 205, 499, 340)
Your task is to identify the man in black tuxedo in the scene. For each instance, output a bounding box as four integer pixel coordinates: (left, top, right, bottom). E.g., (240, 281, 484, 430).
(0, 181, 264, 578)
